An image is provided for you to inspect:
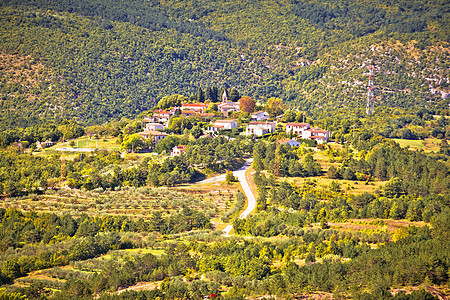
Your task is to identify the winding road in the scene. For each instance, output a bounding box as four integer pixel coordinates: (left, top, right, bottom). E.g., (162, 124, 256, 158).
(221, 158, 255, 236)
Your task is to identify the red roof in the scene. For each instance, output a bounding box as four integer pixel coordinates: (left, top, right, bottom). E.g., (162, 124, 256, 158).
(182, 103, 208, 107)
(174, 145, 187, 151)
(308, 129, 328, 133)
(278, 138, 293, 144)
(154, 109, 171, 114)
(286, 123, 309, 126)
(155, 114, 170, 118)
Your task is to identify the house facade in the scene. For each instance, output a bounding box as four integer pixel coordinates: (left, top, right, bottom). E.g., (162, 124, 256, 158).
(145, 123, 164, 131)
(139, 130, 168, 146)
(181, 103, 208, 113)
(286, 123, 310, 135)
(151, 109, 174, 123)
(207, 119, 238, 132)
(310, 135, 329, 144)
(245, 121, 276, 136)
(171, 145, 187, 156)
(251, 111, 270, 121)
(302, 128, 330, 143)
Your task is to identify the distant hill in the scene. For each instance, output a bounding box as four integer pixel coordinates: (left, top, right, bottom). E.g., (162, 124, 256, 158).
(0, 0, 448, 128)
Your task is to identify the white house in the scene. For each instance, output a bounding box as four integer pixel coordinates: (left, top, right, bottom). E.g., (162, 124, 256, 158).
(208, 119, 238, 132)
(145, 123, 164, 131)
(139, 131, 168, 146)
(171, 145, 187, 157)
(36, 140, 54, 149)
(181, 103, 209, 113)
(251, 111, 270, 121)
(152, 110, 173, 123)
(245, 121, 276, 136)
(286, 123, 310, 135)
(278, 138, 302, 147)
(310, 135, 329, 144)
(302, 128, 330, 143)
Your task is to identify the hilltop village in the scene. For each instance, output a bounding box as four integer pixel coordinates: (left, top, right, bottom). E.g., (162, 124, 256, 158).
(135, 91, 329, 156)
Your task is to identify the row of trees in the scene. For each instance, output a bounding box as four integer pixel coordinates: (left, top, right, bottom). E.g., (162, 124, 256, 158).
(0, 119, 85, 148)
(0, 208, 211, 252)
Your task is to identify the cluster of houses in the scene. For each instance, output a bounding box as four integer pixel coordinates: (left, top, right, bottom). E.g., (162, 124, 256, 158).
(137, 95, 330, 156)
(164, 120, 329, 156)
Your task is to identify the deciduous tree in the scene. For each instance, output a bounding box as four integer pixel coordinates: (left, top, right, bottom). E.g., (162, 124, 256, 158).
(265, 97, 287, 117)
(239, 96, 256, 113)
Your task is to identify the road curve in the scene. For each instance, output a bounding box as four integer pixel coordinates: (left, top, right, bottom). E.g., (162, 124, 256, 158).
(222, 158, 255, 236)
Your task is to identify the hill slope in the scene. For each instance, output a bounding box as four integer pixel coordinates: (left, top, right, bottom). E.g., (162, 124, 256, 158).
(0, 0, 448, 127)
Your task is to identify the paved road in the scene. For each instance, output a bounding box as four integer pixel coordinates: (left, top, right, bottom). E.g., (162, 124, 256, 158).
(222, 158, 255, 236)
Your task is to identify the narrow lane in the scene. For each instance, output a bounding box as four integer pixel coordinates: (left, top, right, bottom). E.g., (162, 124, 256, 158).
(222, 158, 255, 236)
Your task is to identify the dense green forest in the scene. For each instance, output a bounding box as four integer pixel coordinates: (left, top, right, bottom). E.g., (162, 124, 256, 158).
(0, 0, 448, 129)
(0, 0, 449, 298)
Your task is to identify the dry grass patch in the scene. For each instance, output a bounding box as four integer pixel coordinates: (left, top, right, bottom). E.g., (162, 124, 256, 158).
(283, 176, 386, 195)
(118, 281, 162, 294)
(392, 138, 442, 153)
(313, 152, 341, 172)
(330, 218, 427, 234)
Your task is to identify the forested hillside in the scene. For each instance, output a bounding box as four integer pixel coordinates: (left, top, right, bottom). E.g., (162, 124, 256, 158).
(0, 0, 448, 128)
(0, 1, 449, 298)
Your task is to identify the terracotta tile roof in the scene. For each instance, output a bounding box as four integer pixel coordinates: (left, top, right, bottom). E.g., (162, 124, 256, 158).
(286, 122, 309, 126)
(182, 103, 208, 107)
(278, 138, 293, 144)
(308, 129, 328, 133)
(154, 109, 171, 114)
